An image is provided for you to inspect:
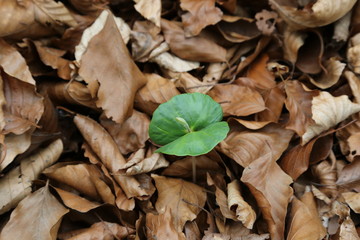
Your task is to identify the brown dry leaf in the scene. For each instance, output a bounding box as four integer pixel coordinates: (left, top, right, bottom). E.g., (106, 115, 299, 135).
(65, 221, 135, 240)
(336, 158, 360, 192)
(134, 0, 161, 27)
(100, 110, 150, 155)
(43, 163, 115, 204)
(0, 183, 69, 240)
(287, 191, 326, 240)
(170, 71, 213, 94)
(69, 0, 107, 16)
(269, 0, 357, 30)
(284, 80, 319, 137)
(218, 123, 293, 167)
(336, 114, 360, 162)
(231, 118, 272, 130)
(146, 207, 186, 240)
(302, 91, 360, 145)
(241, 152, 293, 240)
(342, 192, 360, 213)
(312, 160, 337, 198)
(0, 139, 63, 214)
(245, 54, 276, 90)
(348, 33, 360, 74)
(208, 84, 266, 117)
(77, 10, 146, 124)
(333, 11, 352, 42)
(339, 217, 360, 240)
(180, 0, 223, 36)
(161, 18, 227, 62)
(309, 57, 346, 89)
(135, 73, 180, 115)
(283, 28, 307, 64)
(152, 174, 207, 231)
(227, 180, 256, 229)
(217, 16, 260, 43)
(345, 71, 360, 103)
(255, 10, 278, 35)
(256, 85, 285, 122)
(203, 62, 228, 83)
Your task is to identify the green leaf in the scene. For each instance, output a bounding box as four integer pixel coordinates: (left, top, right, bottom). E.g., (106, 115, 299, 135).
(149, 93, 229, 156)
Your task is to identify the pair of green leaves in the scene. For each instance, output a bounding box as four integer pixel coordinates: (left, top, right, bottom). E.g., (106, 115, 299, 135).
(149, 93, 229, 156)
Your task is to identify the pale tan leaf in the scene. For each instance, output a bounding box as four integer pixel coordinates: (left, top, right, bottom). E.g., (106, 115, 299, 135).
(312, 160, 337, 198)
(345, 71, 360, 103)
(0, 184, 69, 240)
(203, 62, 228, 83)
(269, 0, 357, 30)
(169, 71, 213, 94)
(151, 50, 201, 72)
(152, 174, 207, 231)
(134, 0, 161, 27)
(287, 191, 327, 240)
(302, 92, 360, 144)
(333, 11, 352, 42)
(146, 207, 186, 240)
(0, 139, 63, 214)
(227, 180, 256, 229)
(241, 153, 293, 240)
(342, 192, 360, 214)
(339, 217, 360, 240)
(283, 28, 306, 64)
(309, 57, 346, 89)
(348, 33, 360, 74)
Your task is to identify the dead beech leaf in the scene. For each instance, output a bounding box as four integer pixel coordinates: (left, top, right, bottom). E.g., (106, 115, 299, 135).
(302, 91, 360, 145)
(348, 33, 360, 74)
(309, 57, 346, 89)
(345, 71, 360, 103)
(241, 152, 293, 240)
(256, 85, 285, 123)
(161, 18, 227, 62)
(218, 123, 293, 167)
(180, 0, 223, 36)
(227, 180, 256, 229)
(255, 10, 278, 35)
(336, 159, 360, 192)
(100, 110, 150, 155)
(0, 184, 68, 240)
(169, 71, 213, 94)
(312, 160, 337, 198)
(146, 207, 186, 240)
(134, 0, 161, 27)
(333, 11, 352, 42)
(152, 174, 207, 231)
(245, 54, 276, 90)
(283, 28, 307, 64)
(77, 10, 146, 123)
(269, 0, 357, 30)
(342, 192, 360, 213)
(339, 217, 360, 240)
(69, 0, 107, 16)
(287, 191, 326, 240)
(208, 84, 266, 117)
(0, 139, 63, 214)
(217, 16, 260, 43)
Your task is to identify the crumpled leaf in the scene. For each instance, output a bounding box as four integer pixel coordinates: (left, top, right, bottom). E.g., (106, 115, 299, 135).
(312, 159, 338, 198)
(333, 11, 352, 42)
(342, 192, 360, 213)
(241, 152, 293, 240)
(338, 217, 360, 240)
(309, 57, 346, 89)
(287, 191, 327, 240)
(269, 0, 357, 30)
(217, 16, 260, 43)
(69, 0, 108, 16)
(255, 10, 278, 35)
(146, 207, 186, 240)
(180, 0, 223, 36)
(283, 28, 307, 64)
(336, 158, 360, 192)
(76, 10, 146, 123)
(134, 0, 161, 27)
(256, 85, 285, 123)
(347, 33, 360, 74)
(170, 71, 213, 94)
(0, 184, 69, 240)
(0, 139, 63, 214)
(152, 174, 207, 231)
(245, 54, 276, 90)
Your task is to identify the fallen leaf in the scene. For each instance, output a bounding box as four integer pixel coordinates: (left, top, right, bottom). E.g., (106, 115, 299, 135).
(134, 0, 161, 27)
(245, 54, 276, 90)
(283, 28, 307, 64)
(170, 71, 213, 94)
(180, 0, 223, 36)
(255, 10, 278, 35)
(348, 33, 360, 74)
(333, 11, 352, 42)
(342, 192, 360, 213)
(241, 152, 293, 240)
(309, 57, 346, 89)
(0, 184, 69, 240)
(339, 216, 360, 240)
(256, 85, 285, 122)
(146, 207, 186, 240)
(336, 158, 360, 192)
(217, 16, 260, 43)
(152, 174, 207, 231)
(0, 139, 63, 214)
(345, 70, 360, 103)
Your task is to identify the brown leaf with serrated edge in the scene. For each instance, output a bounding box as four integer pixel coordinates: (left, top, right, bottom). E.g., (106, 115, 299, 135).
(217, 16, 260, 43)
(63, 221, 135, 240)
(241, 152, 293, 240)
(309, 57, 346, 89)
(208, 84, 265, 117)
(152, 174, 207, 231)
(100, 110, 150, 155)
(342, 192, 360, 213)
(0, 183, 68, 240)
(336, 158, 360, 192)
(161, 18, 227, 63)
(218, 123, 293, 167)
(284, 80, 319, 137)
(146, 207, 186, 240)
(77, 10, 146, 124)
(134, 0, 161, 27)
(43, 162, 115, 204)
(0, 139, 63, 214)
(180, 0, 222, 36)
(245, 54, 276, 90)
(269, 0, 356, 30)
(287, 191, 327, 240)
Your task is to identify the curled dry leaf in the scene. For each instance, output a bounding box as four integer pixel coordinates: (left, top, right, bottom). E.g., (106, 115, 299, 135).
(217, 16, 260, 43)
(345, 71, 360, 103)
(169, 71, 213, 94)
(336, 114, 360, 162)
(287, 191, 327, 240)
(134, 0, 161, 27)
(152, 174, 207, 231)
(0, 184, 69, 240)
(76, 10, 146, 123)
(256, 85, 285, 123)
(241, 152, 293, 240)
(146, 207, 186, 240)
(69, 0, 108, 16)
(338, 217, 360, 240)
(227, 180, 256, 229)
(255, 10, 278, 36)
(203, 62, 228, 83)
(336, 158, 360, 192)
(309, 57, 346, 89)
(312, 160, 337, 198)
(100, 110, 150, 155)
(218, 123, 293, 167)
(208, 84, 266, 117)
(269, 0, 357, 30)
(245, 54, 276, 90)
(333, 11, 352, 42)
(180, 0, 223, 36)
(342, 192, 360, 213)
(0, 139, 63, 214)
(161, 18, 227, 63)
(283, 28, 307, 64)
(135, 73, 180, 115)
(348, 33, 360, 74)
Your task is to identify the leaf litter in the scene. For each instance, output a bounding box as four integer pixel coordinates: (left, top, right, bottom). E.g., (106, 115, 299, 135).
(0, 0, 360, 239)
